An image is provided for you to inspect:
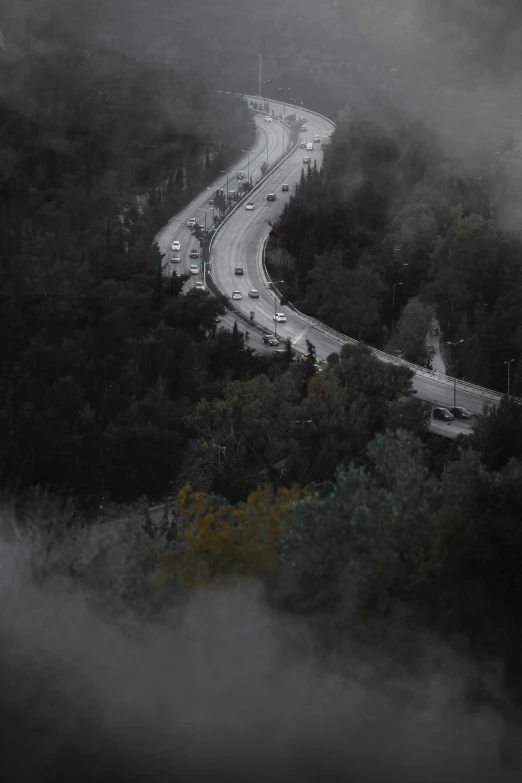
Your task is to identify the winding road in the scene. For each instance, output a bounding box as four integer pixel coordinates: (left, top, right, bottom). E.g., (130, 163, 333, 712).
(156, 95, 514, 440)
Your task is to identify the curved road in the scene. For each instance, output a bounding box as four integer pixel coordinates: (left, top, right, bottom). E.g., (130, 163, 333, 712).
(208, 96, 510, 438)
(155, 112, 286, 293)
(155, 95, 511, 440)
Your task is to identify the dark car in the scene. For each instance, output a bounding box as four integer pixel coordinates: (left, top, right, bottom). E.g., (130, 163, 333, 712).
(431, 327, 439, 336)
(432, 407, 454, 422)
(448, 406, 472, 419)
(267, 193, 276, 201)
(263, 334, 279, 346)
(282, 184, 289, 192)
(234, 266, 244, 275)
(189, 249, 199, 258)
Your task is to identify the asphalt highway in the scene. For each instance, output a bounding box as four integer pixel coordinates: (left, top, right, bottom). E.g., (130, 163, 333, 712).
(155, 95, 511, 440)
(155, 112, 285, 290)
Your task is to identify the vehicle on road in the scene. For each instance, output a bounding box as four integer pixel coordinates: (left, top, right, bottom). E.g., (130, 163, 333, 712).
(264, 116, 273, 122)
(232, 290, 242, 300)
(189, 249, 199, 258)
(187, 218, 196, 228)
(171, 254, 181, 263)
(306, 142, 313, 150)
(313, 135, 320, 142)
(263, 334, 280, 346)
(236, 171, 244, 180)
(300, 141, 307, 148)
(234, 266, 244, 275)
(194, 281, 205, 290)
(267, 193, 276, 201)
(282, 184, 289, 191)
(448, 406, 472, 419)
(208, 198, 214, 205)
(320, 136, 331, 150)
(303, 156, 311, 164)
(431, 327, 440, 336)
(433, 407, 454, 421)
(273, 313, 287, 323)
(245, 202, 255, 210)
(248, 289, 259, 298)
(171, 240, 181, 251)
(300, 116, 307, 122)
(189, 264, 199, 275)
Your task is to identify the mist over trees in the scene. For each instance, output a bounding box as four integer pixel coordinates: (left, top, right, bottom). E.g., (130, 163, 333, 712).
(269, 109, 522, 394)
(2, 4, 522, 777)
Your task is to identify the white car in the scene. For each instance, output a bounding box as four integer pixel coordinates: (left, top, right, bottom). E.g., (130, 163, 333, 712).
(245, 202, 255, 210)
(189, 264, 199, 275)
(232, 290, 242, 300)
(264, 116, 273, 122)
(194, 281, 205, 290)
(248, 289, 259, 298)
(273, 312, 286, 323)
(171, 240, 181, 251)
(171, 254, 181, 263)
(187, 218, 196, 228)
(189, 249, 199, 258)
(306, 142, 313, 150)
(313, 135, 320, 142)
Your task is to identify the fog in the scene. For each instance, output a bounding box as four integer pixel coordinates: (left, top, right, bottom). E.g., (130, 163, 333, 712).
(0, 513, 520, 782)
(2, 3, 522, 779)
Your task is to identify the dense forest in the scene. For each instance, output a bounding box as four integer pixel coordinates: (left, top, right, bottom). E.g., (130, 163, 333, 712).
(0, 38, 263, 512)
(2, 5, 522, 776)
(269, 109, 522, 395)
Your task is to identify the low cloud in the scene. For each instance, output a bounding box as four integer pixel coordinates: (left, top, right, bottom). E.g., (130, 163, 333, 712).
(0, 511, 520, 782)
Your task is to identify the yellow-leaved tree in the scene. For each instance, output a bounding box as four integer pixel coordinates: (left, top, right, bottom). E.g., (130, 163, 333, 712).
(148, 483, 305, 600)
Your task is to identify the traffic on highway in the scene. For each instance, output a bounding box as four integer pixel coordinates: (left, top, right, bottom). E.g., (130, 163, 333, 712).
(155, 94, 512, 439)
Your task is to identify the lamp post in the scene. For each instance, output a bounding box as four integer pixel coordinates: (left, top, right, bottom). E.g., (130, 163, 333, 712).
(272, 279, 284, 337)
(447, 339, 464, 406)
(221, 170, 236, 212)
(241, 149, 250, 183)
(504, 358, 515, 396)
(392, 282, 403, 311)
(258, 54, 262, 97)
(278, 87, 291, 153)
(392, 282, 402, 330)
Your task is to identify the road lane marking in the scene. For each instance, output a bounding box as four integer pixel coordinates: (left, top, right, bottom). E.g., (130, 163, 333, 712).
(291, 326, 309, 346)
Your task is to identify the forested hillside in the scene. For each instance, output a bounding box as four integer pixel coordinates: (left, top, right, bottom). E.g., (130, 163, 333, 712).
(0, 39, 259, 511)
(269, 109, 522, 395)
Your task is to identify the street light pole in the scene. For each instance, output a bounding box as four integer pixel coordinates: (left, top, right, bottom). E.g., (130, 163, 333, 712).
(278, 87, 291, 155)
(241, 150, 250, 185)
(392, 282, 403, 330)
(258, 54, 262, 97)
(504, 358, 515, 396)
(272, 280, 284, 337)
(447, 339, 464, 406)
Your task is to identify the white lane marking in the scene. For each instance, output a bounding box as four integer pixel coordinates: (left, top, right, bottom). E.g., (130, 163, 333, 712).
(291, 326, 309, 346)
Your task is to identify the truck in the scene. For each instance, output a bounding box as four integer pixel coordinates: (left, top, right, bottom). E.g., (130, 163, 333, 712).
(320, 134, 331, 150)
